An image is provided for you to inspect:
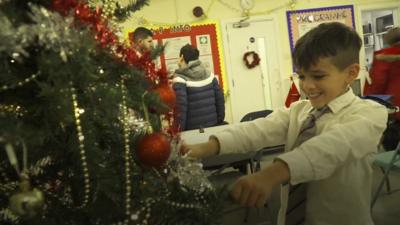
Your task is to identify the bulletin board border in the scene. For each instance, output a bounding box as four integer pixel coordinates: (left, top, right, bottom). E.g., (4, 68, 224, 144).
(286, 5, 356, 54)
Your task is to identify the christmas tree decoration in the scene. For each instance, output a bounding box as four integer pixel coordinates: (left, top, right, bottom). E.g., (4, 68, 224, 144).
(137, 132, 171, 168)
(285, 77, 301, 107)
(114, 0, 150, 21)
(9, 175, 45, 219)
(4, 143, 44, 219)
(167, 140, 213, 193)
(154, 84, 176, 111)
(0, 0, 224, 224)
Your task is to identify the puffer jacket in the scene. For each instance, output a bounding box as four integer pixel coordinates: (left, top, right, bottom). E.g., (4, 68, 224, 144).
(172, 60, 225, 131)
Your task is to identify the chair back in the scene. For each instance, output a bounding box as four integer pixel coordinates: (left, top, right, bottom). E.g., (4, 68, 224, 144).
(240, 109, 273, 122)
(371, 141, 400, 208)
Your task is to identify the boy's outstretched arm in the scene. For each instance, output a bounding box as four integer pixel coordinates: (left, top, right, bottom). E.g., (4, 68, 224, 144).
(181, 137, 221, 159)
(182, 137, 290, 207)
(231, 160, 290, 208)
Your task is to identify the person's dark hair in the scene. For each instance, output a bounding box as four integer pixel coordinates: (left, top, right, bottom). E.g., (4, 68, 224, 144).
(180, 44, 199, 64)
(132, 27, 153, 43)
(384, 27, 400, 45)
(293, 22, 362, 71)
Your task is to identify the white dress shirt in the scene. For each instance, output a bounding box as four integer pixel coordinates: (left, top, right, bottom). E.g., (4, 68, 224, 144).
(214, 89, 387, 225)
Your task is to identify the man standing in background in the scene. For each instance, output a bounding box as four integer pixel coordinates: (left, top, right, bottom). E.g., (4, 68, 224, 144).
(130, 27, 154, 56)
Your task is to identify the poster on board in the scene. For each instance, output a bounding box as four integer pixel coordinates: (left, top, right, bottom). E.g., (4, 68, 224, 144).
(143, 22, 227, 93)
(286, 5, 355, 58)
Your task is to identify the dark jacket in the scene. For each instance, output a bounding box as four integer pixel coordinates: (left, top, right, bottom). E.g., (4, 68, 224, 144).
(172, 60, 225, 131)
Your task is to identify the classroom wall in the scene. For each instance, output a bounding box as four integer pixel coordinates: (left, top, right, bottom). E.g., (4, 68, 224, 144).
(119, 0, 400, 123)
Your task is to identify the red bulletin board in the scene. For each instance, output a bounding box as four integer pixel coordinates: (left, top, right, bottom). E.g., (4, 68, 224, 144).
(149, 22, 226, 92)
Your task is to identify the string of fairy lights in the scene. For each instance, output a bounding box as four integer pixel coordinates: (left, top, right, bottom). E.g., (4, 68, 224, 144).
(129, 0, 297, 27)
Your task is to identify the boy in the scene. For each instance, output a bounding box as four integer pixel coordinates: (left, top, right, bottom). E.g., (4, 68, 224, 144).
(131, 27, 154, 55)
(183, 22, 387, 225)
(172, 44, 225, 130)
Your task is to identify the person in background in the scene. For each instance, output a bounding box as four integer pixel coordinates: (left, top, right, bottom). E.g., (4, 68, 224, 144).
(364, 27, 400, 120)
(172, 44, 225, 131)
(376, 53, 400, 62)
(181, 22, 387, 225)
(131, 27, 154, 56)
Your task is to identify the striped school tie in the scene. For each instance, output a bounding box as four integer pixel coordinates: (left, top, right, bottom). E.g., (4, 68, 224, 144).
(285, 106, 330, 225)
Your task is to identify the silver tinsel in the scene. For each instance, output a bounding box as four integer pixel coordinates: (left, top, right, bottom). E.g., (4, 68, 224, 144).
(0, 208, 19, 223)
(0, 16, 30, 59)
(0, 4, 89, 63)
(28, 5, 79, 62)
(119, 107, 150, 135)
(167, 139, 213, 193)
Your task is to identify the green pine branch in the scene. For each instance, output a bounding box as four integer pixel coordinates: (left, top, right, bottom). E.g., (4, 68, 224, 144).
(114, 0, 150, 22)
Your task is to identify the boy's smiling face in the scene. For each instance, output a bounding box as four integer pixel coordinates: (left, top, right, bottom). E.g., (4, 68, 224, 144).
(298, 57, 359, 109)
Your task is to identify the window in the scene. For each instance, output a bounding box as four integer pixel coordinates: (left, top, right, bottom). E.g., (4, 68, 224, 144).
(376, 14, 394, 33)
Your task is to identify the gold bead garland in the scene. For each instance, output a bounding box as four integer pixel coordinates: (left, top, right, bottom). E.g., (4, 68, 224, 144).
(102, 0, 117, 20)
(69, 82, 90, 208)
(1, 73, 38, 93)
(0, 104, 26, 117)
(120, 79, 132, 224)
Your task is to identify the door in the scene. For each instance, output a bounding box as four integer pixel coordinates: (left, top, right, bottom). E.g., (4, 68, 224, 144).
(224, 18, 281, 123)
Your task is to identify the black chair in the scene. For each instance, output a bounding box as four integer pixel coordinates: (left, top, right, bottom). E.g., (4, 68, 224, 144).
(240, 109, 273, 122)
(237, 109, 274, 173)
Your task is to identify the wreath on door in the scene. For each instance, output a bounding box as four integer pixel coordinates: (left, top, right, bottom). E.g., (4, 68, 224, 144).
(243, 51, 260, 69)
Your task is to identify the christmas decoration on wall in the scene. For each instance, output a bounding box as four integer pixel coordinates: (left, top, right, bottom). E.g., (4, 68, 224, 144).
(243, 51, 260, 69)
(285, 76, 301, 107)
(0, 0, 224, 224)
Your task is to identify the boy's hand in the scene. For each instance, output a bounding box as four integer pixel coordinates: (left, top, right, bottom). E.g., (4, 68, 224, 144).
(180, 142, 206, 159)
(231, 160, 290, 208)
(231, 171, 274, 208)
(179, 138, 220, 159)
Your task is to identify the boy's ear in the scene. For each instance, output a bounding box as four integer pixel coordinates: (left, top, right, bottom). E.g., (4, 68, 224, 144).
(346, 63, 360, 82)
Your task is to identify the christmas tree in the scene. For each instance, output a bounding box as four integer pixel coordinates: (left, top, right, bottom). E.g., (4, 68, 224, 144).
(0, 0, 224, 224)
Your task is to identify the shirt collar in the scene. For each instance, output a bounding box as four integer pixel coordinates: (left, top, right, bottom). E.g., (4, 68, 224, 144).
(326, 88, 356, 114)
(305, 88, 356, 114)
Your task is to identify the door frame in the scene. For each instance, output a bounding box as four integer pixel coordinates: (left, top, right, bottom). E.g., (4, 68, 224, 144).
(221, 15, 283, 123)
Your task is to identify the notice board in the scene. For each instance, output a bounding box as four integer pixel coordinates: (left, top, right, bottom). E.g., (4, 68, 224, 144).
(286, 5, 355, 59)
(125, 22, 227, 93)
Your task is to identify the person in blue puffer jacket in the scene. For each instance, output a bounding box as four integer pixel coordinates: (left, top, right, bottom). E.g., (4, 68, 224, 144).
(172, 44, 225, 131)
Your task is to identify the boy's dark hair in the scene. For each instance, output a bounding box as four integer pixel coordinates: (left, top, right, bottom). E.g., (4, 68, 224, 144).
(132, 27, 153, 43)
(180, 44, 199, 64)
(293, 22, 362, 71)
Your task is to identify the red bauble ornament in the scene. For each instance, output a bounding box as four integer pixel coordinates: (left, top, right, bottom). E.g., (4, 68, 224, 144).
(154, 84, 176, 110)
(137, 133, 171, 168)
(52, 0, 78, 15)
